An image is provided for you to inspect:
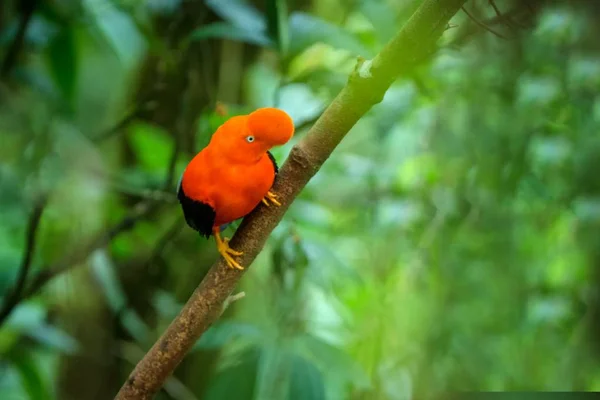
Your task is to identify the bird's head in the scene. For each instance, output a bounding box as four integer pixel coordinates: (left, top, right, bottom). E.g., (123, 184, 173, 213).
(211, 107, 294, 163)
(246, 107, 295, 148)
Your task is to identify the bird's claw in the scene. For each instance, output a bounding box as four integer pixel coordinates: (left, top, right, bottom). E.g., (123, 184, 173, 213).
(217, 237, 244, 270)
(262, 191, 281, 207)
(223, 238, 243, 255)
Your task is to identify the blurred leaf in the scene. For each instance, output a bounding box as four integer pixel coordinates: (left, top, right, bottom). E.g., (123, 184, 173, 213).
(3, 303, 46, 330)
(90, 249, 150, 343)
(245, 62, 281, 108)
(46, 26, 78, 106)
(527, 295, 571, 325)
(4, 303, 79, 354)
(288, 354, 326, 400)
(298, 334, 368, 388)
(84, 0, 146, 68)
(359, 0, 397, 44)
(204, 347, 260, 400)
(530, 136, 571, 166)
(277, 83, 324, 128)
(573, 197, 600, 223)
(396, 154, 439, 191)
(128, 122, 173, 175)
(256, 345, 290, 399)
(146, 0, 183, 15)
(288, 12, 371, 57)
(206, 0, 266, 32)
(379, 365, 412, 400)
(193, 321, 262, 350)
(190, 22, 272, 47)
(293, 68, 347, 100)
(289, 200, 334, 229)
(534, 8, 584, 45)
(8, 348, 50, 400)
(27, 324, 79, 355)
(517, 76, 561, 107)
(568, 56, 600, 89)
(152, 290, 182, 320)
(266, 0, 289, 56)
(90, 250, 126, 311)
(0, 327, 19, 355)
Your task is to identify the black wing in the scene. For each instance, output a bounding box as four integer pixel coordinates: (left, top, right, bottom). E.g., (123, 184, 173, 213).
(177, 176, 215, 239)
(267, 151, 278, 174)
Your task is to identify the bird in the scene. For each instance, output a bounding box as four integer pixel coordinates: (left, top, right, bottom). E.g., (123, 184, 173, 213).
(177, 107, 295, 270)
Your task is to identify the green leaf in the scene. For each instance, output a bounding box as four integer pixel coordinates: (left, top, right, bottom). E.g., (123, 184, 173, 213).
(26, 324, 79, 355)
(8, 348, 50, 400)
(46, 27, 78, 105)
(90, 250, 126, 311)
(84, 0, 146, 69)
(90, 250, 150, 343)
(266, 0, 290, 56)
(289, 355, 326, 400)
(204, 347, 260, 400)
(288, 12, 371, 57)
(127, 121, 173, 175)
(359, 0, 397, 44)
(4, 303, 79, 354)
(190, 22, 272, 47)
(298, 334, 368, 388)
(276, 83, 324, 127)
(3, 303, 46, 331)
(206, 0, 266, 32)
(193, 321, 262, 350)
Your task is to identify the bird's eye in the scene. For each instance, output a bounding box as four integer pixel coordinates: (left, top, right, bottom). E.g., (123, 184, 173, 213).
(246, 135, 255, 143)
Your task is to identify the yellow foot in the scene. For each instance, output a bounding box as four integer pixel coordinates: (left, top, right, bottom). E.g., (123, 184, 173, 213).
(262, 190, 282, 207)
(213, 229, 244, 270)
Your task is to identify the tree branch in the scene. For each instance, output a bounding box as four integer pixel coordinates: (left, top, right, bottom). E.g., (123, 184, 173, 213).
(23, 200, 161, 300)
(0, 195, 47, 325)
(0, 199, 164, 330)
(114, 0, 467, 398)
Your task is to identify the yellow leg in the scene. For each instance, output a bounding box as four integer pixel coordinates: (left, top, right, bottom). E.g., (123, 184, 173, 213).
(261, 190, 282, 207)
(213, 228, 244, 270)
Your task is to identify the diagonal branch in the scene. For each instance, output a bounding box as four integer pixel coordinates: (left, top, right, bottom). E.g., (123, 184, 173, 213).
(23, 200, 161, 300)
(0, 199, 164, 329)
(114, 0, 467, 398)
(0, 195, 47, 325)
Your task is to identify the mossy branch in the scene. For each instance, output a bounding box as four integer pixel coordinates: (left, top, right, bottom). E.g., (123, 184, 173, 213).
(115, 0, 466, 398)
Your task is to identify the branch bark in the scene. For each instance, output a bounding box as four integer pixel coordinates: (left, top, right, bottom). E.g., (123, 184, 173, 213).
(115, 0, 466, 398)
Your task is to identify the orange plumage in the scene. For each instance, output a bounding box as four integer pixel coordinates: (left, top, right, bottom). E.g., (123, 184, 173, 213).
(177, 107, 294, 269)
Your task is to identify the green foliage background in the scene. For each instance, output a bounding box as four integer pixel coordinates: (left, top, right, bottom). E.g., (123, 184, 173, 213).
(1, 0, 599, 399)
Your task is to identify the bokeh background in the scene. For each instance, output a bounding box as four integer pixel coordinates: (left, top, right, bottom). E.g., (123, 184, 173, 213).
(1, 0, 600, 399)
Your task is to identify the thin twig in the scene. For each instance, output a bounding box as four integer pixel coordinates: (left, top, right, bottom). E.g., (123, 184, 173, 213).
(488, 0, 502, 17)
(222, 292, 246, 314)
(488, 0, 526, 30)
(462, 5, 508, 39)
(0, 195, 47, 325)
(1, 0, 37, 78)
(93, 105, 144, 143)
(447, 5, 533, 48)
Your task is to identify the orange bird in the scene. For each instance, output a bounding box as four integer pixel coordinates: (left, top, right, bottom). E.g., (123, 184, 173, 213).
(177, 107, 295, 270)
